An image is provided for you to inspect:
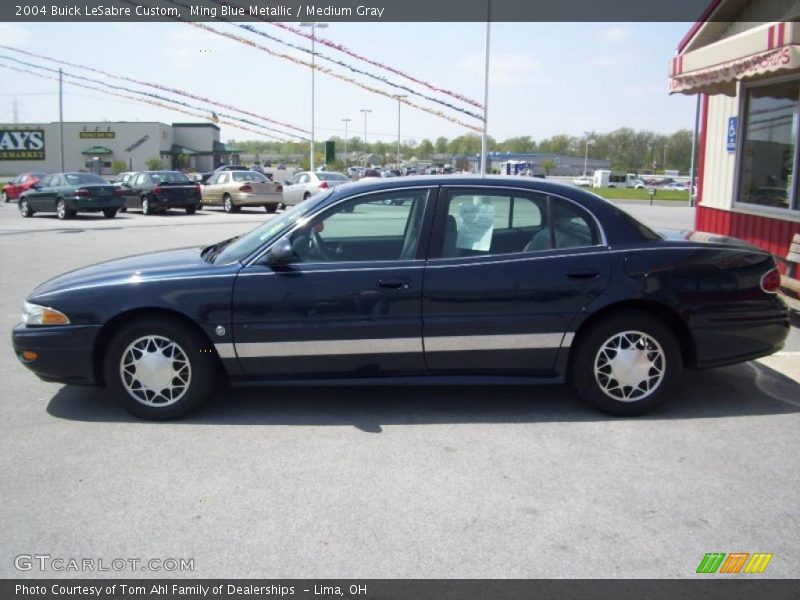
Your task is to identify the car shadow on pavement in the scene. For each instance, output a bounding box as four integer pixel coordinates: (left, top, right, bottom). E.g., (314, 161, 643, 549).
(46, 360, 800, 431)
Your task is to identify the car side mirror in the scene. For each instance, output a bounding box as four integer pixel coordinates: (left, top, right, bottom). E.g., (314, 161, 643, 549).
(31, 184, 41, 190)
(265, 236, 295, 266)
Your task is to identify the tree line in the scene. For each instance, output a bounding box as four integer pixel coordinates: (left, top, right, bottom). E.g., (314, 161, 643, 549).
(230, 127, 694, 173)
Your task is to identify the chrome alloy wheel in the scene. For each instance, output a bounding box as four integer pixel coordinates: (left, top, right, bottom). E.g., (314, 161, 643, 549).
(593, 331, 665, 402)
(119, 335, 192, 406)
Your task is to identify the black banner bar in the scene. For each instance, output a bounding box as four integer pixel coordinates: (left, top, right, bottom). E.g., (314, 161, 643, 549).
(3, 0, 794, 23)
(4, 580, 800, 600)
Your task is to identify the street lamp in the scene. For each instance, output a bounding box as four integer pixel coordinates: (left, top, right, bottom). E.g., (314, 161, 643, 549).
(342, 118, 351, 169)
(300, 21, 328, 172)
(583, 132, 595, 177)
(360, 109, 371, 165)
(394, 95, 407, 168)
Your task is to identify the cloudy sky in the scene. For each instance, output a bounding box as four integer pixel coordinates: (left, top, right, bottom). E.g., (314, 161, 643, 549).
(0, 21, 697, 144)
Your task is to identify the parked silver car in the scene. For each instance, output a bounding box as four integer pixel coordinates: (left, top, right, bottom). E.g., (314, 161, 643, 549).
(281, 171, 350, 206)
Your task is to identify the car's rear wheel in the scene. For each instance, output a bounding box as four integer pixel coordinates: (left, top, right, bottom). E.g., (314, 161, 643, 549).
(19, 199, 34, 217)
(141, 197, 152, 215)
(570, 312, 681, 415)
(120, 206, 127, 213)
(265, 203, 278, 213)
(104, 317, 216, 420)
(103, 208, 118, 218)
(56, 198, 74, 220)
(185, 206, 197, 215)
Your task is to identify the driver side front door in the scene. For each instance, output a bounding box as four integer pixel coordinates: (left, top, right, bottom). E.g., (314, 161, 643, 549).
(230, 187, 435, 379)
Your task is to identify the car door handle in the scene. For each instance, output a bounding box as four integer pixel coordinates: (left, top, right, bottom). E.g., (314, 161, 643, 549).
(378, 278, 413, 290)
(566, 269, 600, 279)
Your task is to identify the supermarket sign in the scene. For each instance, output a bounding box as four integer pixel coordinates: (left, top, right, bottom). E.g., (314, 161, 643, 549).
(0, 129, 45, 160)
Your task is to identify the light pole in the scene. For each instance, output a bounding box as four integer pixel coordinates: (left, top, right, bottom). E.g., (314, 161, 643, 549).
(300, 21, 328, 172)
(663, 143, 669, 171)
(394, 95, 407, 168)
(360, 109, 371, 165)
(342, 118, 351, 169)
(480, 0, 491, 176)
(583, 132, 595, 177)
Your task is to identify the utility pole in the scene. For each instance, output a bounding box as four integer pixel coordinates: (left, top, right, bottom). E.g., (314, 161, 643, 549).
(395, 95, 407, 168)
(59, 68, 65, 172)
(480, 0, 491, 176)
(342, 118, 351, 169)
(360, 109, 371, 165)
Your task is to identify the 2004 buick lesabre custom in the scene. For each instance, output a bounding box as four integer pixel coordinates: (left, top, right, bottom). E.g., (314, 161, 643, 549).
(12, 176, 789, 419)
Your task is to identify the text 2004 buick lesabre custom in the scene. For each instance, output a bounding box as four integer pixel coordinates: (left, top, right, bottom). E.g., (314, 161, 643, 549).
(12, 176, 789, 419)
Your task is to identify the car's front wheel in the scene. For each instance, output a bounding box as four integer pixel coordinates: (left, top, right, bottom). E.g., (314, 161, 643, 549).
(104, 317, 217, 419)
(570, 312, 681, 415)
(2, 191, 8, 202)
(19, 198, 34, 217)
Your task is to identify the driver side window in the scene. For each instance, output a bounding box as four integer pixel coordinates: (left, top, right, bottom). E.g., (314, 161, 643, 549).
(289, 190, 431, 263)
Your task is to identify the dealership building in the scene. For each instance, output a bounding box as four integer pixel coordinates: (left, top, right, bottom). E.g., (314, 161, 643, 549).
(0, 121, 239, 175)
(670, 0, 800, 271)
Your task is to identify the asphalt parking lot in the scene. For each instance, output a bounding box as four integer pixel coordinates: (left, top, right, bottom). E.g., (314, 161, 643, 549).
(0, 199, 798, 579)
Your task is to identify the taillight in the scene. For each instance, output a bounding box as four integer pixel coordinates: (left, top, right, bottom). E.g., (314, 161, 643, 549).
(239, 184, 253, 193)
(318, 181, 329, 189)
(74, 188, 90, 197)
(153, 184, 163, 194)
(113, 188, 124, 197)
(195, 184, 202, 195)
(275, 184, 283, 193)
(760, 267, 781, 294)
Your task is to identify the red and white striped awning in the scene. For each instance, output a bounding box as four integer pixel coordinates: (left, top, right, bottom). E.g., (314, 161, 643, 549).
(670, 21, 800, 96)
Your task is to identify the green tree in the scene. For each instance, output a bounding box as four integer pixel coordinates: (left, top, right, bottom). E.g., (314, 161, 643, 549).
(434, 136, 448, 155)
(417, 139, 434, 159)
(111, 160, 127, 174)
(145, 158, 163, 170)
(541, 159, 556, 175)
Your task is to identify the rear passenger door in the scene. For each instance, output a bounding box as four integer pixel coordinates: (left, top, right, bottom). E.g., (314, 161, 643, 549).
(421, 187, 611, 375)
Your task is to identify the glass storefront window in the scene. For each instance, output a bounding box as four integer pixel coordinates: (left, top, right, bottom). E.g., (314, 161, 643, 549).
(737, 79, 799, 212)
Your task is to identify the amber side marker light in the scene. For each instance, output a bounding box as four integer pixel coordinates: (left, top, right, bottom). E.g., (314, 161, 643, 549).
(22, 351, 37, 361)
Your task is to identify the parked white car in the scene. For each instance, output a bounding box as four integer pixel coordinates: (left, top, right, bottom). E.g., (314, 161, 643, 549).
(281, 171, 350, 206)
(572, 176, 593, 187)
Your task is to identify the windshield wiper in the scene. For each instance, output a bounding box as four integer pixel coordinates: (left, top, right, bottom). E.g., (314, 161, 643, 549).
(201, 236, 239, 263)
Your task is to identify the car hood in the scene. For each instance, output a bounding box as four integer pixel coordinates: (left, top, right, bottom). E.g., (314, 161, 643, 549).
(656, 228, 763, 252)
(30, 247, 217, 299)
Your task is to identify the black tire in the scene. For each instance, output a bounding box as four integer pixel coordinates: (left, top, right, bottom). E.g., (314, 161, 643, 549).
(303, 192, 311, 200)
(141, 197, 152, 215)
(2, 191, 8, 202)
(103, 208, 118, 218)
(19, 198, 34, 217)
(103, 317, 217, 420)
(185, 206, 197, 215)
(56, 198, 74, 220)
(570, 311, 682, 416)
(120, 206, 127, 213)
(265, 203, 278, 213)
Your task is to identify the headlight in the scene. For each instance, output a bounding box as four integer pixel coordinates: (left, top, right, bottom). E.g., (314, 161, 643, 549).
(22, 301, 71, 325)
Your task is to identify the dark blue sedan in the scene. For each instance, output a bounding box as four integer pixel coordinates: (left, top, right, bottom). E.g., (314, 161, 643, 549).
(12, 177, 789, 419)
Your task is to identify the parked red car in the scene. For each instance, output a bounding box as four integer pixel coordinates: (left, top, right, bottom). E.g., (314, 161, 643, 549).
(2, 172, 47, 202)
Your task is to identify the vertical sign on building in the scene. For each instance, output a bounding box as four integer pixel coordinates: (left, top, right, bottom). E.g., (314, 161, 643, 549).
(726, 117, 737, 153)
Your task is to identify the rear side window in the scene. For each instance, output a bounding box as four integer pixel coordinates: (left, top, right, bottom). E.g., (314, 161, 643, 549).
(439, 189, 599, 258)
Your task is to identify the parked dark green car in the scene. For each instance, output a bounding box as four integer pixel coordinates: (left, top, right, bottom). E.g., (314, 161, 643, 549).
(18, 172, 125, 220)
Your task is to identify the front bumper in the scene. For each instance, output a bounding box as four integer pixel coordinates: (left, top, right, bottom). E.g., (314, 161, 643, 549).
(12, 323, 102, 386)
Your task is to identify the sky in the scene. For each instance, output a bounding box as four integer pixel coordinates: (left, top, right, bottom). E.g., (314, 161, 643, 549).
(0, 21, 698, 145)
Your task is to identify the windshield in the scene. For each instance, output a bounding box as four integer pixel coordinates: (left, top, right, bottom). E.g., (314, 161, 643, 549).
(232, 171, 267, 182)
(317, 172, 349, 182)
(151, 171, 190, 183)
(64, 173, 106, 185)
(212, 192, 332, 264)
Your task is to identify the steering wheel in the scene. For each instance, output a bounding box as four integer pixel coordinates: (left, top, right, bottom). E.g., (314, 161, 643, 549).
(309, 228, 330, 261)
